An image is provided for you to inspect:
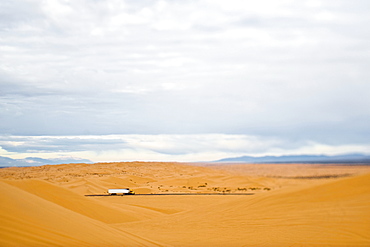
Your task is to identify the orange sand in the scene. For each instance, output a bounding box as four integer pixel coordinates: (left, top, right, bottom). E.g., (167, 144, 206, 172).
(1, 162, 369, 246)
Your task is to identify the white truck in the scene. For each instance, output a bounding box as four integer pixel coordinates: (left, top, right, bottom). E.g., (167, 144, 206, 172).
(108, 188, 135, 195)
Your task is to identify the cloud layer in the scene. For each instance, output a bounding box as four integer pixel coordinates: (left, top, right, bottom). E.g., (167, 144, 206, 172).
(1, 0, 370, 163)
(1, 134, 369, 163)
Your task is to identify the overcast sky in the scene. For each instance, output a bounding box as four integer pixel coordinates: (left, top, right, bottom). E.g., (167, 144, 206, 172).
(1, 0, 370, 163)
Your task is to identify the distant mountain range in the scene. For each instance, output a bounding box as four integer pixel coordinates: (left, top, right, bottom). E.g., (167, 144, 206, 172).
(2, 154, 370, 167)
(0, 156, 92, 167)
(215, 154, 370, 164)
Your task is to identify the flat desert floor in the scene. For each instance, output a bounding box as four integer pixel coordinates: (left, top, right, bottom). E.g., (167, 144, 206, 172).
(1, 162, 370, 246)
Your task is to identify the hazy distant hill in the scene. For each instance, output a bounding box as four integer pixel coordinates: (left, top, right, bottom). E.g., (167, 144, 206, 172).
(215, 154, 370, 164)
(0, 156, 92, 167)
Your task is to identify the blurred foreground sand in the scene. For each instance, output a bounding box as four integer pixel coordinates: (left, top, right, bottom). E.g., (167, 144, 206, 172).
(1, 162, 370, 246)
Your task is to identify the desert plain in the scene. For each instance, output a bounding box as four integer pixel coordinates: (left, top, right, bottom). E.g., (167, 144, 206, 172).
(1, 162, 370, 246)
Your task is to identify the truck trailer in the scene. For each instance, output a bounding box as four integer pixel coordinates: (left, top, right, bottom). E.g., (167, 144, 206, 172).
(108, 188, 135, 195)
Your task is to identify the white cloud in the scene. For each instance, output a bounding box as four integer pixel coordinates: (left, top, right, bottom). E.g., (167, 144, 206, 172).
(1, 0, 370, 162)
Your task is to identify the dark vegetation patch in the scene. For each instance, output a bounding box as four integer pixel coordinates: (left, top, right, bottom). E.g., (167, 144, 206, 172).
(270, 174, 353, 179)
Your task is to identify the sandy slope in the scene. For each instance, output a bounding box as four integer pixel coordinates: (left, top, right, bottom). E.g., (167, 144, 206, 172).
(0, 162, 369, 246)
(120, 173, 370, 246)
(0, 181, 162, 247)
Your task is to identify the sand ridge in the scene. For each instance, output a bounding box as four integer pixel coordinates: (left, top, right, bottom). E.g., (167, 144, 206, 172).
(1, 162, 370, 246)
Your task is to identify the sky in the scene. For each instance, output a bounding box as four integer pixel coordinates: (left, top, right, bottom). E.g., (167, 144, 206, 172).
(1, 0, 370, 164)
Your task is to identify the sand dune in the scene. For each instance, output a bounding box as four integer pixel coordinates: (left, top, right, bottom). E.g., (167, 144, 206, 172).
(1, 162, 369, 246)
(0, 181, 162, 247)
(120, 173, 370, 246)
(3, 179, 142, 223)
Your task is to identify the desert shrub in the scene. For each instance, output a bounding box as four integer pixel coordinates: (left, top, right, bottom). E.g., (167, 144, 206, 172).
(249, 187, 261, 190)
